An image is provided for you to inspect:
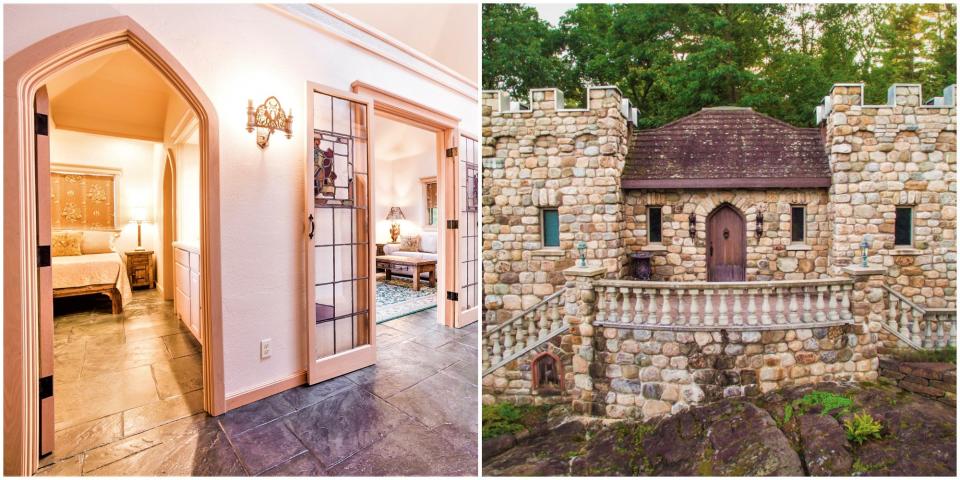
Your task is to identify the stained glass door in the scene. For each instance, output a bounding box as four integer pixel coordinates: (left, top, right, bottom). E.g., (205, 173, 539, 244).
(457, 135, 479, 326)
(305, 84, 376, 384)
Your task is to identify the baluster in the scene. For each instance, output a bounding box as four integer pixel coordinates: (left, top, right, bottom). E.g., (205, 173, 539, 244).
(633, 288, 645, 324)
(815, 287, 826, 322)
(704, 289, 715, 326)
(731, 288, 743, 325)
(840, 287, 852, 321)
(528, 310, 539, 346)
(490, 329, 502, 366)
(801, 288, 813, 323)
(775, 288, 787, 324)
(827, 285, 839, 322)
(660, 289, 672, 325)
(949, 318, 957, 347)
(676, 290, 686, 325)
(647, 288, 659, 324)
(607, 286, 619, 324)
(538, 304, 550, 340)
(746, 288, 757, 325)
(718, 289, 729, 326)
(936, 314, 946, 349)
(887, 294, 899, 330)
(515, 316, 526, 350)
(689, 289, 700, 327)
(923, 313, 933, 349)
(550, 300, 561, 331)
(788, 288, 800, 323)
(910, 309, 922, 346)
(761, 288, 772, 325)
(596, 287, 608, 323)
(899, 307, 911, 339)
(621, 287, 632, 323)
(502, 324, 513, 358)
(482, 334, 490, 370)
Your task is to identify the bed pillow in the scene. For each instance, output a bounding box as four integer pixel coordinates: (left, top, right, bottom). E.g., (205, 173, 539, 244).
(398, 235, 420, 252)
(81, 230, 115, 254)
(419, 231, 438, 254)
(52, 231, 83, 257)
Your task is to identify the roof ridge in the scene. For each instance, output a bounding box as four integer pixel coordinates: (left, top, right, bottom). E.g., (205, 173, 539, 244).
(635, 108, 819, 134)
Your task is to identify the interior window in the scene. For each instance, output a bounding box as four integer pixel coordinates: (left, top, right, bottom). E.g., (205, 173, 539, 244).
(895, 207, 913, 246)
(791, 206, 805, 243)
(648, 206, 662, 243)
(542, 208, 559, 247)
(424, 179, 438, 227)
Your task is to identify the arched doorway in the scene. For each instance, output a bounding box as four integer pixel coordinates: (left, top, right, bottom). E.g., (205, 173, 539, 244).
(4, 17, 223, 475)
(707, 204, 746, 281)
(161, 151, 177, 300)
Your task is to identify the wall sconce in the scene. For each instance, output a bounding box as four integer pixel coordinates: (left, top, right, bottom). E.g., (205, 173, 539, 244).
(247, 96, 293, 148)
(688, 213, 696, 238)
(577, 240, 587, 267)
(755, 204, 766, 239)
(860, 234, 873, 267)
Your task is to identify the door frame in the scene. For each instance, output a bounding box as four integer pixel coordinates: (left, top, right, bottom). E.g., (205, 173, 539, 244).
(350, 81, 464, 328)
(706, 203, 747, 282)
(160, 150, 177, 300)
(3, 17, 225, 475)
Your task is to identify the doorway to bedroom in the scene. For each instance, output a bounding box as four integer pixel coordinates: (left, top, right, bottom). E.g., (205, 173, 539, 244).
(37, 45, 206, 467)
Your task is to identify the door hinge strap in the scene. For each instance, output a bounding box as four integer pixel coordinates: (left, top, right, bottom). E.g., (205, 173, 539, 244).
(446, 291, 458, 301)
(445, 147, 458, 158)
(446, 220, 458, 229)
(35, 113, 49, 136)
(38, 245, 51, 268)
(39, 375, 53, 399)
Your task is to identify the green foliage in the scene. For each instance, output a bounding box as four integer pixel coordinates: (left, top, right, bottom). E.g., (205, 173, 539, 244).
(482, 3, 957, 127)
(892, 346, 957, 364)
(844, 413, 884, 445)
(482, 403, 549, 440)
(782, 403, 794, 424)
(796, 391, 854, 417)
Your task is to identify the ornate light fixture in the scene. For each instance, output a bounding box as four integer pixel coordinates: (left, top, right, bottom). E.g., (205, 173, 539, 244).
(247, 97, 293, 148)
(386, 207, 405, 243)
(755, 204, 766, 239)
(688, 213, 696, 238)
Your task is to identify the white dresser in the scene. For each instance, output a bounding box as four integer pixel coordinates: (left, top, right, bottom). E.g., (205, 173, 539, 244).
(173, 242, 202, 344)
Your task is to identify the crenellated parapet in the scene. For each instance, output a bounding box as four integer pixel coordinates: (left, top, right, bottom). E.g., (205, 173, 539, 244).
(482, 86, 638, 124)
(816, 83, 957, 124)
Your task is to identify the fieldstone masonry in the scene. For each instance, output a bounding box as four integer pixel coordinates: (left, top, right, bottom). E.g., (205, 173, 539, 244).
(482, 83, 957, 421)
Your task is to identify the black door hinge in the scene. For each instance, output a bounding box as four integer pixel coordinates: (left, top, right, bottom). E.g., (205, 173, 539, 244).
(39, 375, 53, 399)
(445, 147, 458, 158)
(446, 220, 458, 229)
(446, 291, 459, 301)
(35, 113, 49, 136)
(38, 245, 51, 268)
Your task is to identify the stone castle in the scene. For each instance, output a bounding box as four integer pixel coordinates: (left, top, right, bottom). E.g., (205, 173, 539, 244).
(481, 83, 957, 418)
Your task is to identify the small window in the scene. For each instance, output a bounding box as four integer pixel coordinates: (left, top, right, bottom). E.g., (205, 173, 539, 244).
(422, 178, 438, 227)
(542, 208, 560, 247)
(895, 207, 913, 246)
(791, 206, 806, 243)
(648, 206, 662, 243)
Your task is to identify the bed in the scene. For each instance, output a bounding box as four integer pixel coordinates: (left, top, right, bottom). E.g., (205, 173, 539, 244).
(52, 230, 133, 314)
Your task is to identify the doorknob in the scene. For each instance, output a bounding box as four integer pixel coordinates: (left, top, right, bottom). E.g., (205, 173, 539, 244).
(308, 214, 315, 239)
(709, 244, 713, 256)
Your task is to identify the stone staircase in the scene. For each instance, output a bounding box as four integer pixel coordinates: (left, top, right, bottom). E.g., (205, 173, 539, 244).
(482, 288, 567, 376)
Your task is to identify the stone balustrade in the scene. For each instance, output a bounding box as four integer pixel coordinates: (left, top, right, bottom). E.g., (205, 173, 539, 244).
(883, 285, 957, 350)
(482, 288, 567, 375)
(594, 278, 855, 331)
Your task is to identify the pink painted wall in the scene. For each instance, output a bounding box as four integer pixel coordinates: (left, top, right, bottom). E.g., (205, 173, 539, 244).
(4, 4, 479, 399)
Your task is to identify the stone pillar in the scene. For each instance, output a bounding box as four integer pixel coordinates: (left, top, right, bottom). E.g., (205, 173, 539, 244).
(842, 265, 887, 381)
(563, 265, 606, 414)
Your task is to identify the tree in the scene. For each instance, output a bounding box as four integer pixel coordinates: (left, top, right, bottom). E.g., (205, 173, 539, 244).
(481, 4, 568, 99)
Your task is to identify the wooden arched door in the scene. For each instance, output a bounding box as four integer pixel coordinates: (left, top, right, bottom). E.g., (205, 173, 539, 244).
(707, 204, 746, 281)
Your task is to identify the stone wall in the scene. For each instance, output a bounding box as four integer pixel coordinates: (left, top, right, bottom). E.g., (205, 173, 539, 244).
(481, 336, 574, 407)
(482, 87, 631, 324)
(623, 189, 831, 281)
(822, 83, 957, 308)
(879, 357, 956, 406)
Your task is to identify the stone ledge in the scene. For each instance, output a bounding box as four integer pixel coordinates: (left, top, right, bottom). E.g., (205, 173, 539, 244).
(883, 248, 925, 256)
(595, 319, 853, 332)
(842, 265, 887, 277)
(531, 248, 566, 258)
(879, 357, 956, 407)
(563, 265, 607, 277)
(786, 243, 812, 251)
(640, 244, 668, 252)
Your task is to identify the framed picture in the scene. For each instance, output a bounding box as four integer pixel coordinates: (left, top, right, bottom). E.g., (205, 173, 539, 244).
(50, 166, 120, 230)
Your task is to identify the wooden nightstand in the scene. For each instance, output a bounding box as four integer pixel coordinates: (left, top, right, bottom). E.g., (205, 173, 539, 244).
(125, 250, 155, 289)
(376, 243, 386, 256)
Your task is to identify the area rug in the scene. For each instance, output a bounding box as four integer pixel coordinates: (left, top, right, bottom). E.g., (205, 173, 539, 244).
(376, 278, 436, 323)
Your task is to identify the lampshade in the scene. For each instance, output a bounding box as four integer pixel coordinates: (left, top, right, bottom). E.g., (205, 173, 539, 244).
(131, 207, 149, 223)
(386, 207, 405, 221)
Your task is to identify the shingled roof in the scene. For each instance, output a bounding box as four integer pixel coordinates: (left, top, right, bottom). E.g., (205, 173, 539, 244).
(622, 107, 830, 189)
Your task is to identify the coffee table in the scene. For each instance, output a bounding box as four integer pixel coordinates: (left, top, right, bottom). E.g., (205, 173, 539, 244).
(375, 255, 437, 291)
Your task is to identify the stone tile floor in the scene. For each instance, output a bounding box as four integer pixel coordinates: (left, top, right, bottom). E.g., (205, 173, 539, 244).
(37, 292, 478, 476)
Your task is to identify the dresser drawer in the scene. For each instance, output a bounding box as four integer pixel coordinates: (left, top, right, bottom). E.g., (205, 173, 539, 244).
(174, 248, 190, 266)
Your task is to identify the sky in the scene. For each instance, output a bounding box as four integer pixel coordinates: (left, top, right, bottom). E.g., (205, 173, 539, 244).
(534, 3, 576, 26)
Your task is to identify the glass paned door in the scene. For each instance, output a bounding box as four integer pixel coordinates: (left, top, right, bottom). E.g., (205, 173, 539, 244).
(305, 84, 375, 384)
(457, 135, 479, 325)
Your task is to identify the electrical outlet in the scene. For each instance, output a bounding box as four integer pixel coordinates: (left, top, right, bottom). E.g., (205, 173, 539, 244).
(260, 338, 271, 359)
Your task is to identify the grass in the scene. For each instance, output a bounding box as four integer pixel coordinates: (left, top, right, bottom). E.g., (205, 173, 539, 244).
(481, 403, 550, 440)
(781, 390, 855, 425)
(891, 346, 956, 364)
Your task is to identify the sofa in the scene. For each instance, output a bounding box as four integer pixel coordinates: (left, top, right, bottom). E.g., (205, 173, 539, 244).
(383, 231, 438, 261)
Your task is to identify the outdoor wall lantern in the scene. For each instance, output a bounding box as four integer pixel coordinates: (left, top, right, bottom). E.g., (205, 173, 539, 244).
(688, 213, 696, 237)
(860, 234, 873, 267)
(755, 204, 766, 239)
(247, 96, 293, 148)
(577, 241, 587, 267)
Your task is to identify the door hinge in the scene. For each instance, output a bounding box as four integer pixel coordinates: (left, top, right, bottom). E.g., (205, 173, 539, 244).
(35, 113, 49, 136)
(445, 147, 458, 158)
(446, 291, 459, 302)
(38, 245, 51, 268)
(446, 220, 458, 229)
(39, 375, 53, 399)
